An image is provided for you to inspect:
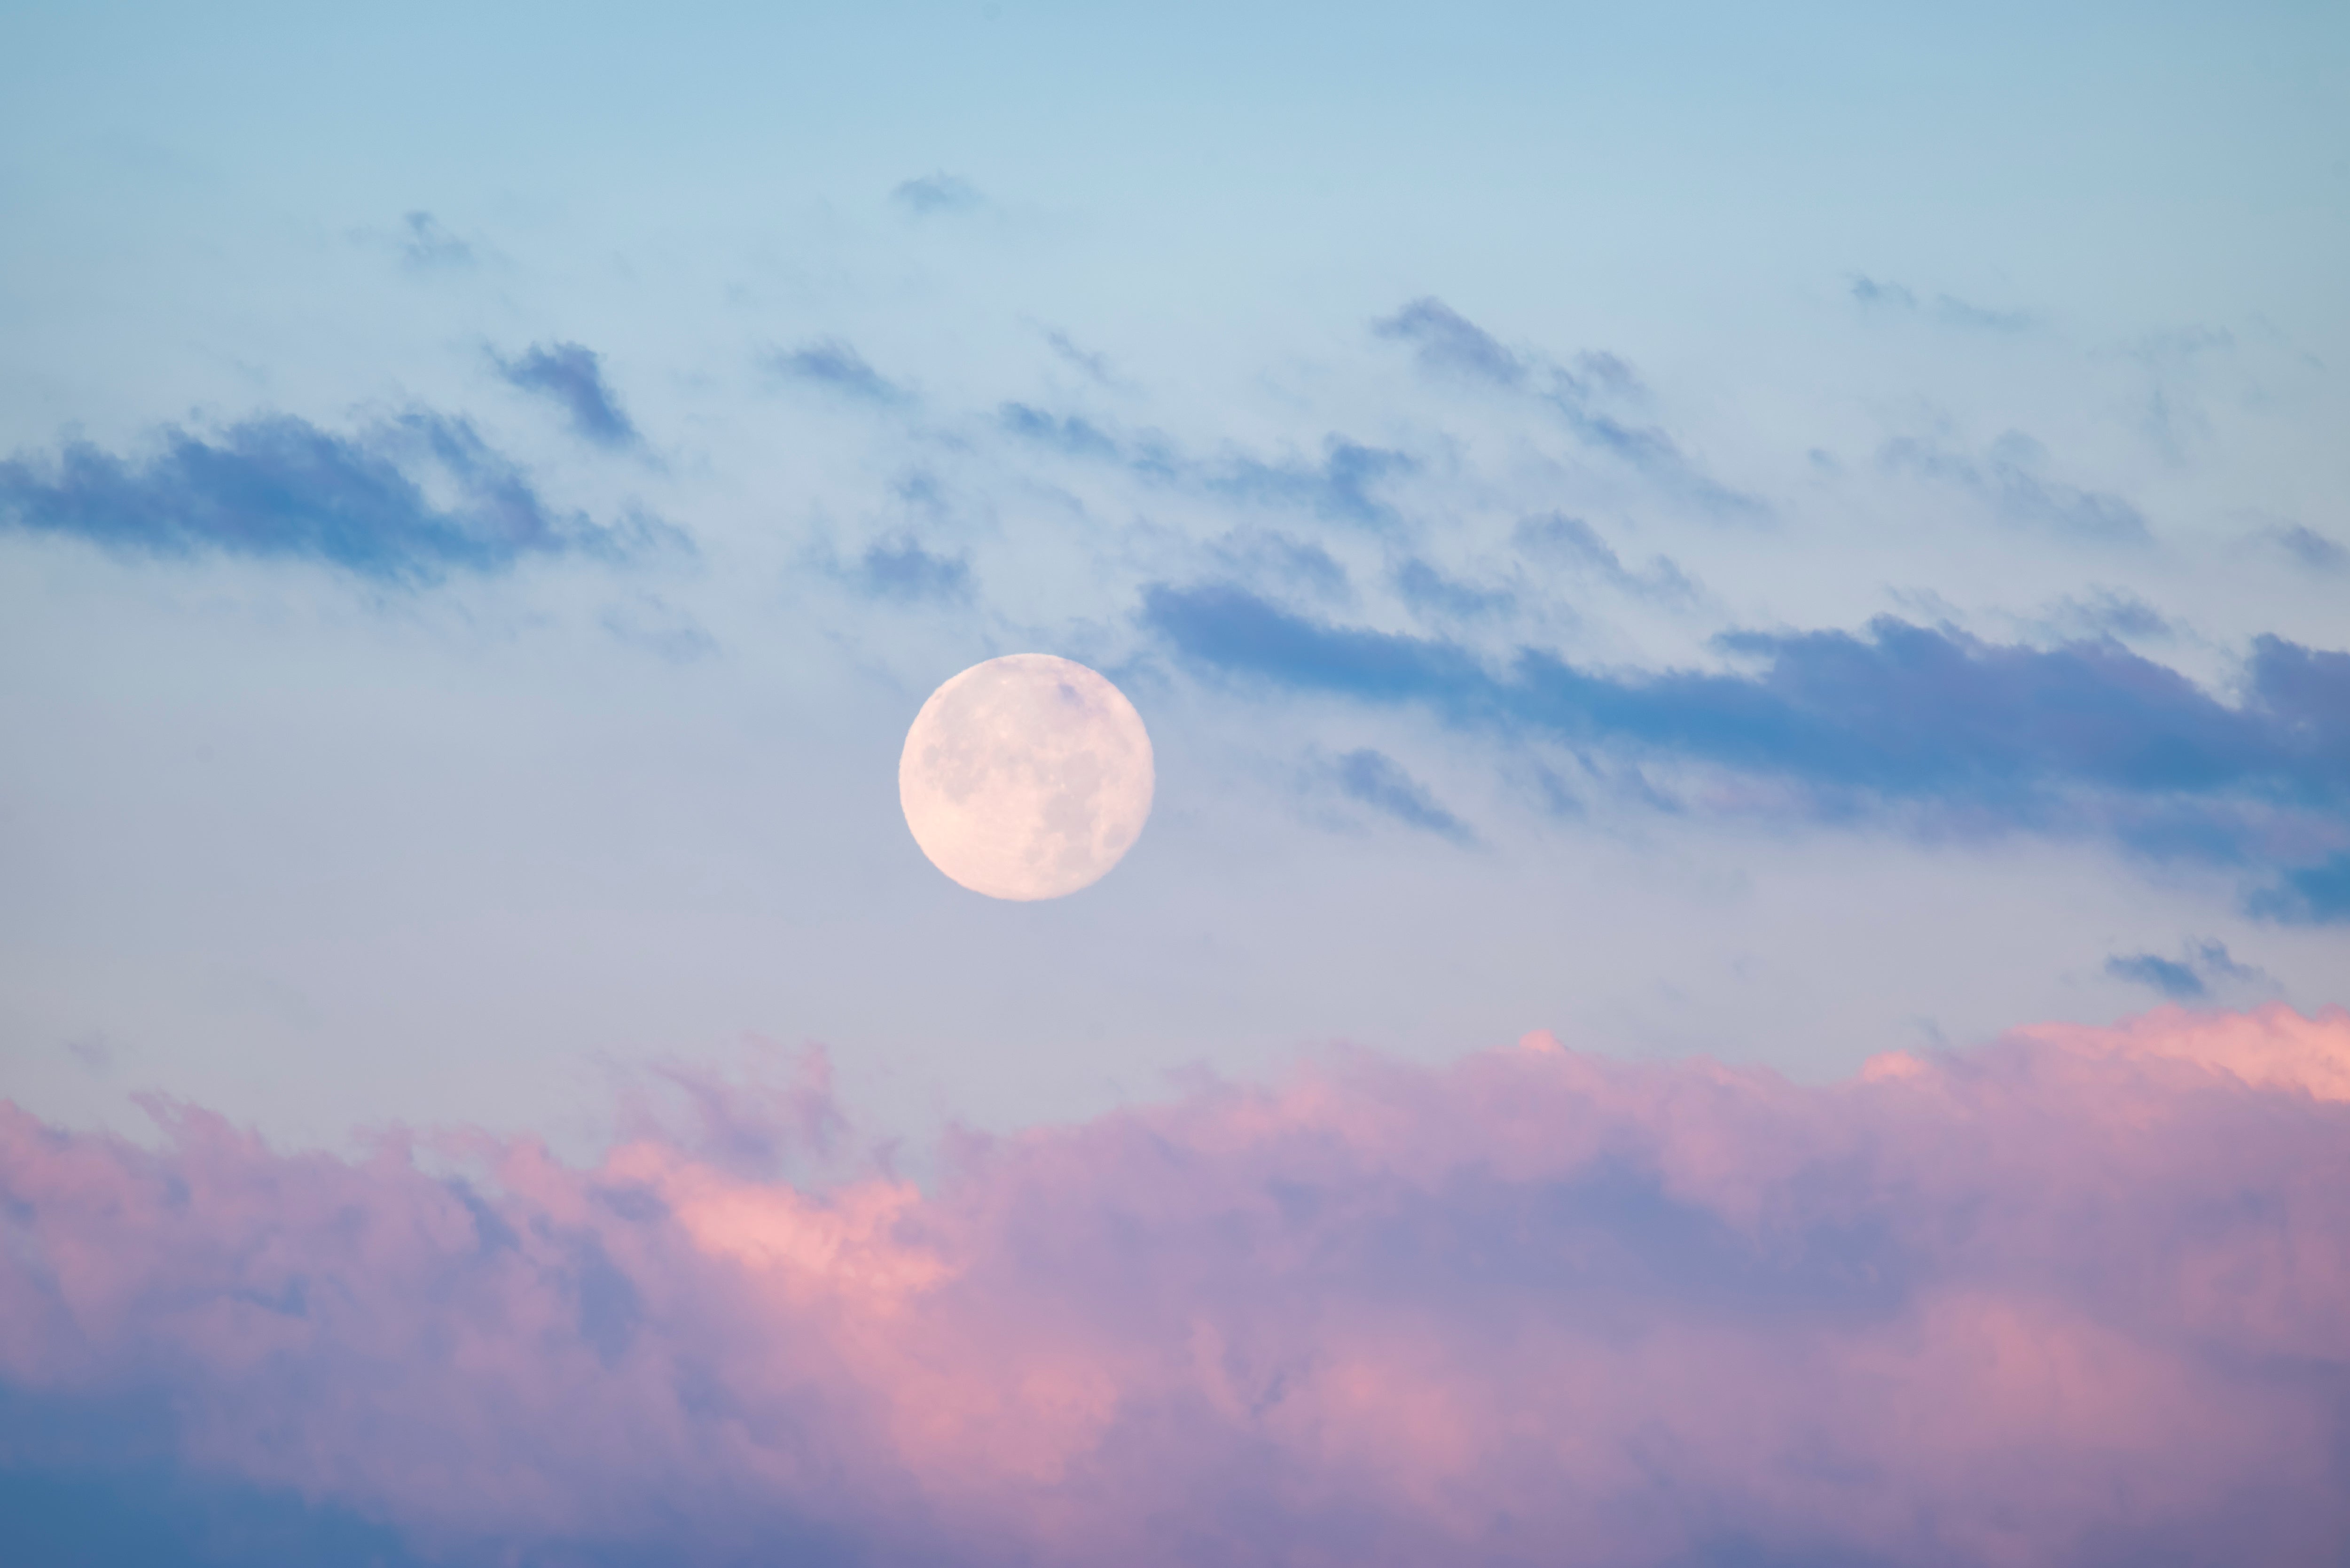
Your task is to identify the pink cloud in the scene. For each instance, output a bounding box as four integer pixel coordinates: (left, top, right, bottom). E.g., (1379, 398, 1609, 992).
(4, 1004, 2348, 1565)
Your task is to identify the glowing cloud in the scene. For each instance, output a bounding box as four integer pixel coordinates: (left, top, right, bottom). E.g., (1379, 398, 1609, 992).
(4, 1004, 2348, 1564)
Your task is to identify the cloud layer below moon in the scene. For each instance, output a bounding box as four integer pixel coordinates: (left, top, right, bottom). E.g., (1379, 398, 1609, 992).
(5, 1003, 2347, 1566)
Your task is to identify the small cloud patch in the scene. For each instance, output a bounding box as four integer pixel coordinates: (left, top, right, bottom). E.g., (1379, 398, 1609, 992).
(1331, 748, 1476, 845)
(494, 342, 640, 449)
(852, 537, 971, 602)
(769, 340, 906, 403)
(891, 172, 981, 215)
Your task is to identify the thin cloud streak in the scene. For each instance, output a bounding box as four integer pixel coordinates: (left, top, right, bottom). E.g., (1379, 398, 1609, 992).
(2, 1006, 2347, 1564)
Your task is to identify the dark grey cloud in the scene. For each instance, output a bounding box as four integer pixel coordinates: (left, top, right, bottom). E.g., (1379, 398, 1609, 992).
(494, 342, 639, 449)
(396, 211, 473, 272)
(1141, 581, 2350, 890)
(1884, 434, 2150, 544)
(769, 340, 905, 403)
(890, 172, 981, 215)
(1331, 748, 1476, 844)
(850, 537, 971, 603)
(0, 413, 648, 583)
(1849, 275, 2031, 332)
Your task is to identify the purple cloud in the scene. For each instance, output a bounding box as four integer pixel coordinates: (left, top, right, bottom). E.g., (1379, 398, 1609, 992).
(4, 1006, 2349, 1564)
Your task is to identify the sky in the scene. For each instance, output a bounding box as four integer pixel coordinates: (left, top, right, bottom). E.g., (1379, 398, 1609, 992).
(2, 3, 2348, 1563)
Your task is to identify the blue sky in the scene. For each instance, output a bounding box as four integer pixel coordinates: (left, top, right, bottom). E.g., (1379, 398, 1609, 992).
(2, 0, 2346, 1161)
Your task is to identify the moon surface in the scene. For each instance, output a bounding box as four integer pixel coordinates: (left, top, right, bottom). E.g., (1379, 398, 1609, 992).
(899, 654, 1155, 901)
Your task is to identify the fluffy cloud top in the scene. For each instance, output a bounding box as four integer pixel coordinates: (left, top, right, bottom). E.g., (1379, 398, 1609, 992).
(5, 1005, 2348, 1566)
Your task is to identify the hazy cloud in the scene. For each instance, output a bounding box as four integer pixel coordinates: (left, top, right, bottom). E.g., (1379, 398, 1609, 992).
(1512, 513, 1696, 602)
(395, 211, 474, 271)
(1884, 433, 2150, 543)
(1850, 274, 2032, 332)
(891, 172, 981, 215)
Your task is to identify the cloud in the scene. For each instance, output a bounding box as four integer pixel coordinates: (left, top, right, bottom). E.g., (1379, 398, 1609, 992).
(4, 1004, 2349, 1565)
(1042, 329, 1116, 386)
(396, 211, 474, 271)
(1140, 581, 2350, 866)
(494, 341, 640, 449)
(1210, 439, 1417, 530)
(2247, 849, 2350, 925)
(0, 412, 649, 583)
(2263, 522, 2348, 573)
(1391, 558, 1514, 623)
(1371, 297, 1762, 520)
(1512, 512, 1696, 603)
(997, 403, 1416, 530)
(769, 339, 906, 402)
(1849, 274, 2032, 332)
(2103, 940, 2264, 1000)
(1329, 747, 1476, 843)
(891, 172, 982, 215)
(848, 536, 972, 603)
(1884, 433, 2150, 543)
(1373, 297, 1525, 387)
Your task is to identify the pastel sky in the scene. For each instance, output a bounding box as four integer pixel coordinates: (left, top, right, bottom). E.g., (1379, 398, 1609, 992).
(3, 4, 2347, 1563)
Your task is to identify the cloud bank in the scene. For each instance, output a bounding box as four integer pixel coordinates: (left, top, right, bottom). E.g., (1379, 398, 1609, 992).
(5, 1005, 2348, 1566)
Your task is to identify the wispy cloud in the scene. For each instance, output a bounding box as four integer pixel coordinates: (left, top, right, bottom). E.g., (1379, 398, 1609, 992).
(4, 1004, 2347, 1565)
(396, 211, 474, 271)
(1141, 581, 2350, 883)
(1511, 513, 1696, 603)
(847, 536, 972, 603)
(1329, 747, 1477, 843)
(1884, 433, 2150, 543)
(2262, 522, 2348, 573)
(494, 341, 640, 450)
(1374, 296, 1762, 520)
(1850, 274, 2032, 332)
(0, 412, 654, 583)
(2105, 939, 2267, 1000)
(1373, 296, 1526, 387)
(768, 339, 907, 402)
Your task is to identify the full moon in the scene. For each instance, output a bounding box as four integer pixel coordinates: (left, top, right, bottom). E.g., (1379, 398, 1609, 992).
(898, 654, 1155, 901)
